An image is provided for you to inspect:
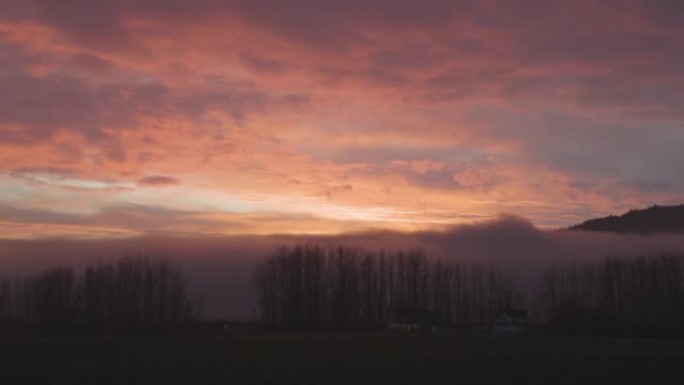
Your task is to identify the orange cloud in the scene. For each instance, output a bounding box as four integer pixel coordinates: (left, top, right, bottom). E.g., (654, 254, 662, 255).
(0, 0, 683, 238)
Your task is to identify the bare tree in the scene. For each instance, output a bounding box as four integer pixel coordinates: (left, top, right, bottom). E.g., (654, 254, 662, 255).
(1, 256, 196, 335)
(538, 253, 684, 336)
(253, 244, 522, 331)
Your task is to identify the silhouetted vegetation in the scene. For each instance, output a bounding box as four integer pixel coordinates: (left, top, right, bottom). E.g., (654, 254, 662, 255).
(570, 204, 684, 234)
(0, 256, 196, 335)
(5, 244, 684, 339)
(254, 244, 521, 331)
(538, 253, 684, 336)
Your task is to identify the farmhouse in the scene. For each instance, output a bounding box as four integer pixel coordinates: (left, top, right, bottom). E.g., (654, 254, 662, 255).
(493, 308, 528, 333)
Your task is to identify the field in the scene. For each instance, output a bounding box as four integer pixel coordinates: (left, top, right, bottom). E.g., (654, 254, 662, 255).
(1, 333, 684, 384)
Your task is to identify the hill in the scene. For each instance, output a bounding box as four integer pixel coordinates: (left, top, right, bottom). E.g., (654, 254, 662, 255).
(570, 204, 684, 234)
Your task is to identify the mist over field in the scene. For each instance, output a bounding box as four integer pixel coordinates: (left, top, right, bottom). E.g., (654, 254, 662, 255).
(3, 216, 684, 319)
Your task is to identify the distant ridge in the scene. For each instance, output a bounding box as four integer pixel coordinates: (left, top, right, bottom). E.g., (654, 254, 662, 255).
(569, 204, 684, 234)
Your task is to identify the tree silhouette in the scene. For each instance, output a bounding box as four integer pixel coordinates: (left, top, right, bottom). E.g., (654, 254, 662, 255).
(0, 256, 196, 335)
(537, 254, 684, 336)
(254, 244, 521, 331)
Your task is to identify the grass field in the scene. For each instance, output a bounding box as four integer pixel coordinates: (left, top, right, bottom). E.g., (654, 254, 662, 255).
(1, 333, 684, 384)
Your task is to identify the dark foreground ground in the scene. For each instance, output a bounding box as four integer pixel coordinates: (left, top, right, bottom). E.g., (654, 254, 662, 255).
(1, 333, 684, 384)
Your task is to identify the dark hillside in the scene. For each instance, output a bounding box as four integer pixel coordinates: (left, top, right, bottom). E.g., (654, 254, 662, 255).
(570, 204, 684, 234)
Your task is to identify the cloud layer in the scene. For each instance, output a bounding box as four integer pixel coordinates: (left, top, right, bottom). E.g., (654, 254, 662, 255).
(0, 0, 683, 236)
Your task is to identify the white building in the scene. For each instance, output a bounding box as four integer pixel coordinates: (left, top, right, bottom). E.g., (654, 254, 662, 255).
(493, 308, 527, 333)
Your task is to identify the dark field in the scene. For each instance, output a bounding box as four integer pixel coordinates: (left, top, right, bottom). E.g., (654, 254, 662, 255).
(2, 333, 684, 384)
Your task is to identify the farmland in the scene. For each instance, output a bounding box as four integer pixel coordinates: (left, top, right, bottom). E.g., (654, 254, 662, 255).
(1, 333, 683, 384)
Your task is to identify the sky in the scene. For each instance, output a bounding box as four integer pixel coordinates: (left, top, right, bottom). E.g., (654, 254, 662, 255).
(1, 0, 683, 238)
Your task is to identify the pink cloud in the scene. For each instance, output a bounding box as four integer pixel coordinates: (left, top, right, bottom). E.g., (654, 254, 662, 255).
(0, 0, 682, 237)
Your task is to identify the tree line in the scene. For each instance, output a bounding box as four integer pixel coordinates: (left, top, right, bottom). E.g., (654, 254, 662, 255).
(254, 245, 684, 336)
(254, 244, 521, 331)
(4, 245, 684, 337)
(537, 253, 684, 336)
(0, 256, 196, 335)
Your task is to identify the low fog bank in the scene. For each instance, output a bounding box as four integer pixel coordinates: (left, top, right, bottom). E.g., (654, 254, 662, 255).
(3, 216, 684, 319)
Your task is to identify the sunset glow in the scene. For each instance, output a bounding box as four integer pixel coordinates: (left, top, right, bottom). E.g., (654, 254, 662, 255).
(1, 0, 683, 238)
